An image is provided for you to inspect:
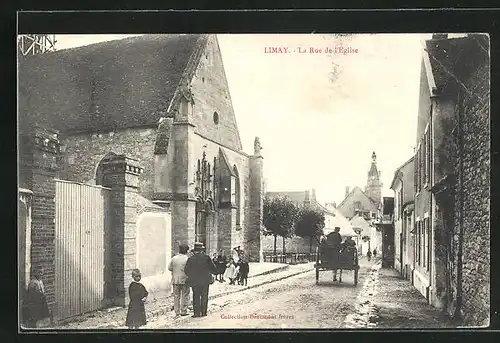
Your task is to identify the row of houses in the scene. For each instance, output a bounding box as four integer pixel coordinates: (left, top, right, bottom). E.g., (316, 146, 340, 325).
(262, 152, 383, 257)
(386, 33, 490, 327)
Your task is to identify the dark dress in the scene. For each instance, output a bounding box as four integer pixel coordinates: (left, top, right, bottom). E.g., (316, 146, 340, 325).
(216, 254, 228, 275)
(23, 279, 50, 327)
(125, 281, 148, 328)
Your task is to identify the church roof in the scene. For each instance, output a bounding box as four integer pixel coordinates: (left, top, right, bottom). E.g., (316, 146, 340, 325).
(368, 162, 379, 177)
(19, 34, 208, 134)
(368, 151, 379, 177)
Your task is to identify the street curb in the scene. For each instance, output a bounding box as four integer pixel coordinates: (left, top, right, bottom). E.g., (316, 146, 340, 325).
(207, 265, 314, 301)
(249, 264, 289, 278)
(90, 265, 314, 329)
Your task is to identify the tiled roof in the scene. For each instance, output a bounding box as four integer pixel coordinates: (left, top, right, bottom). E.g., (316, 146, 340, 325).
(423, 34, 489, 93)
(389, 155, 415, 190)
(18, 34, 208, 133)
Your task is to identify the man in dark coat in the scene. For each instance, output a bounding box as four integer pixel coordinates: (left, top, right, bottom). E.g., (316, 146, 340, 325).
(327, 227, 342, 281)
(184, 242, 218, 317)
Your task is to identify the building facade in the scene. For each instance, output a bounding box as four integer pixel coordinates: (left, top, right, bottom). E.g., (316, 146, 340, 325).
(18, 34, 264, 266)
(400, 33, 490, 326)
(390, 156, 415, 280)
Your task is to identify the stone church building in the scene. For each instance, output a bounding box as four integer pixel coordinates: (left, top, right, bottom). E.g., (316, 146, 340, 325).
(19, 34, 264, 262)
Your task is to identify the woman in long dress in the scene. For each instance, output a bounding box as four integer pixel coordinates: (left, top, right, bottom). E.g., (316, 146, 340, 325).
(125, 269, 148, 329)
(23, 268, 51, 328)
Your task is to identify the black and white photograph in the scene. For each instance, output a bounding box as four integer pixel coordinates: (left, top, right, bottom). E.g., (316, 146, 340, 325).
(17, 31, 490, 330)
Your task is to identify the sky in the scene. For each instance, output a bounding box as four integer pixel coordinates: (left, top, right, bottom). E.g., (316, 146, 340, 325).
(53, 33, 430, 205)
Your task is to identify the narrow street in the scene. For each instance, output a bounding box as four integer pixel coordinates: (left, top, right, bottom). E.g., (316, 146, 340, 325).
(147, 258, 375, 329)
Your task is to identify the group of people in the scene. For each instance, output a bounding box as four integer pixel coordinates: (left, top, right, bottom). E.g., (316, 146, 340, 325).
(366, 248, 378, 261)
(319, 227, 358, 265)
(212, 248, 250, 286)
(125, 242, 250, 329)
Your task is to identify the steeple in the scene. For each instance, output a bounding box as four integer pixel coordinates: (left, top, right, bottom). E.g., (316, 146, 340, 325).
(368, 151, 379, 179)
(365, 151, 382, 205)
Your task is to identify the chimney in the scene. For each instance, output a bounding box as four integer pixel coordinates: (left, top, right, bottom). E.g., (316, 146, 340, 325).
(345, 186, 350, 198)
(311, 188, 316, 201)
(304, 190, 310, 203)
(332, 202, 336, 208)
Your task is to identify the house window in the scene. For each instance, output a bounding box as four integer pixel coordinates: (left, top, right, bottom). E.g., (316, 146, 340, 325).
(417, 221, 421, 265)
(422, 219, 426, 267)
(354, 201, 361, 211)
(416, 146, 421, 193)
(213, 111, 219, 125)
(419, 145, 423, 191)
(426, 129, 431, 184)
(414, 156, 418, 193)
(426, 218, 431, 271)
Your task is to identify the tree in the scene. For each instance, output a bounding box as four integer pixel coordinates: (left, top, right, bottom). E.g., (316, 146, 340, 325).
(294, 208, 326, 253)
(262, 196, 299, 258)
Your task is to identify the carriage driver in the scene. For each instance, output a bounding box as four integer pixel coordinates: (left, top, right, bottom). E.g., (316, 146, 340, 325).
(327, 227, 342, 281)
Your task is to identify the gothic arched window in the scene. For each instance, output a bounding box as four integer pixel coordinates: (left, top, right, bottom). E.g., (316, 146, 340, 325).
(233, 165, 241, 228)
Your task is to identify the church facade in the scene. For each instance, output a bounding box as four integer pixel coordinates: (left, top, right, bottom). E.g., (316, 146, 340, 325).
(18, 34, 264, 262)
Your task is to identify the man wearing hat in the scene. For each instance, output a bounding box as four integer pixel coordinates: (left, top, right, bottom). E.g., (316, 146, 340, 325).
(184, 242, 218, 317)
(168, 243, 190, 316)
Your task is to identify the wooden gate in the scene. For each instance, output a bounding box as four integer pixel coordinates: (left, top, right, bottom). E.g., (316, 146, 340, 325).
(55, 180, 111, 320)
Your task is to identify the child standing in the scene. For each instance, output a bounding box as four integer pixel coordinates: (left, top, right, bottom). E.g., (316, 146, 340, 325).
(224, 258, 238, 285)
(125, 269, 148, 329)
(367, 250, 372, 261)
(237, 258, 250, 286)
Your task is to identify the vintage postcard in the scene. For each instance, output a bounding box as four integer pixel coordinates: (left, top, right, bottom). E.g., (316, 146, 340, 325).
(17, 32, 490, 330)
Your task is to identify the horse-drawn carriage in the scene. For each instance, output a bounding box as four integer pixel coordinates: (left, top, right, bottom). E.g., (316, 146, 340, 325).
(314, 243, 359, 285)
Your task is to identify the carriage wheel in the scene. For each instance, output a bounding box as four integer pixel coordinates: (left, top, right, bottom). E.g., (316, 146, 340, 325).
(315, 267, 319, 284)
(354, 268, 359, 286)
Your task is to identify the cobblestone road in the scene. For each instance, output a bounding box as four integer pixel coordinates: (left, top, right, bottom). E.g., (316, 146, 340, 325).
(147, 259, 375, 329)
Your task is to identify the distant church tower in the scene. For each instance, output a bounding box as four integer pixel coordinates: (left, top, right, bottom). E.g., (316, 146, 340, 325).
(365, 151, 382, 205)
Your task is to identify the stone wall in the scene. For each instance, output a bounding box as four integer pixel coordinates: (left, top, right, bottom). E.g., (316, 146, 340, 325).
(18, 127, 60, 314)
(455, 61, 490, 326)
(189, 35, 242, 151)
(60, 127, 157, 199)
